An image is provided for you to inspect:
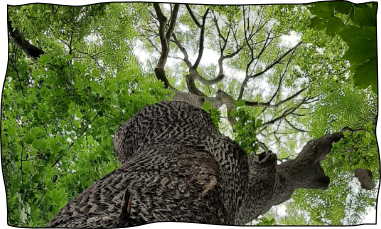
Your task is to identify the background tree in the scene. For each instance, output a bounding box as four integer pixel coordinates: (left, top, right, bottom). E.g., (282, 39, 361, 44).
(1, 1, 378, 226)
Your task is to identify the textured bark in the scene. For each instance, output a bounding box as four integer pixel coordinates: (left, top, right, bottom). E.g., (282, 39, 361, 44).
(355, 169, 375, 190)
(46, 101, 374, 227)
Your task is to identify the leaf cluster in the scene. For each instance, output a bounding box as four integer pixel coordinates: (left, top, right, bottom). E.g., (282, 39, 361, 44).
(230, 101, 262, 155)
(309, 2, 377, 93)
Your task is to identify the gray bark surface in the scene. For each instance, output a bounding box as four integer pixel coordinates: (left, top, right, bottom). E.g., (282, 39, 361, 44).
(47, 101, 277, 227)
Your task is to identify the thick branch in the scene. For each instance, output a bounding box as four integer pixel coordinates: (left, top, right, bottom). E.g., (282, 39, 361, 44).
(171, 33, 193, 68)
(153, 3, 179, 70)
(190, 71, 225, 86)
(8, 18, 45, 59)
(166, 4, 180, 41)
(193, 8, 210, 70)
(185, 4, 201, 28)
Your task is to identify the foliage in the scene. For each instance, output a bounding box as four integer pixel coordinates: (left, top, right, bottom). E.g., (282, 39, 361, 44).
(231, 104, 262, 155)
(308, 2, 377, 93)
(327, 121, 379, 180)
(256, 215, 275, 225)
(202, 100, 221, 128)
(3, 4, 171, 226)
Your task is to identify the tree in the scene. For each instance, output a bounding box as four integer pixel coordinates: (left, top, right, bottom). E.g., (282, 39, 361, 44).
(1, 1, 378, 227)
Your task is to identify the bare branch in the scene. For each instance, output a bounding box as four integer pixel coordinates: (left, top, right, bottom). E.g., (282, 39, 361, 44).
(262, 48, 297, 113)
(153, 3, 168, 69)
(185, 4, 201, 28)
(9, 63, 24, 96)
(250, 42, 302, 78)
(193, 8, 210, 69)
(261, 97, 307, 129)
(166, 4, 180, 41)
(192, 72, 225, 86)
(171, 33, 193, 68)
(285, 118, 307, 132)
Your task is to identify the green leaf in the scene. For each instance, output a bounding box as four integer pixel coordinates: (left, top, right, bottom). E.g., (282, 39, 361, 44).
(350, 5, 377, 27)
(343, 131, 351, 138)
(235, 100, 245, 107)
(309, 2, 335, 18)
(365, 132, 371, 138)
(92, 69, 100, 78)
(333, 1, 354, 14)
(64, 54, 72, 61)
(256, 119, 263, 127)
(339, 26, 368, 43)
(32, 140, 48, 151)
(203, 100, 212, 110)
(230, 109, 237, 117)
(76, 79, 85, 90)
(20, 208, 28, 223)
(24, 132, 35, 144)
(116, 71, 124, 79)
(353, 57, 377, 93)
(32, 127, 45, 138)
(343, 37, 376, 65)
(7, 125, 16, 137)
(38, 109, 46, 120)
(362, 26, 377, 40)
(363, 137, 371, 144)
(109, 83, 118, 92)
(320, 17, 346, 36)
(47, 137, 61, 152)
(31, 174, 41, 183)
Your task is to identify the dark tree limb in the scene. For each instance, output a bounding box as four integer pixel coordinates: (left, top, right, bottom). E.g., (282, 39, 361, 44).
(260, 97, 307, 129)
(185, 4, 201, 28)
(244, 88, 306, 108)
(285, 118, 307, 133)
(153, 3, 180, 70)
(249, 42, 302, 78)
(8, 18, 45, 59)
(9, 63, 24, 96)
(354, 169, 375, 190)
(261, 48, 297, 113)
(193, 8, 210, 70)
(171, 33, 193, 68)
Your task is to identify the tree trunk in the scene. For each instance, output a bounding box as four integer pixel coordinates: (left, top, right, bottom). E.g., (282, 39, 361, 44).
(46, 101, 367, 227)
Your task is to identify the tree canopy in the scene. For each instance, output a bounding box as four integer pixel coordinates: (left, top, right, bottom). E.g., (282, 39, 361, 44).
(1, 1, 378, 226)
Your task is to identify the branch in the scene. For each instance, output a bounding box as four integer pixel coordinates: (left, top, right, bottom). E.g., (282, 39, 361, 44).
(8, 17, 45, 59)
(261, 97, 307, 128)
(193, 8, 210, 69)
(185, 4, 201, 28)
(192, 72, 225, 86)
(262, 48, 297, 113)
(285, 118, 307, 132)
(245, 88, 306, 108)
(153, 3, 168, 69)
(171, 33, 192, 68)
(249, 42, 302, 78)
(9, 63, 24, 96)
(166, 4, 180, 42)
